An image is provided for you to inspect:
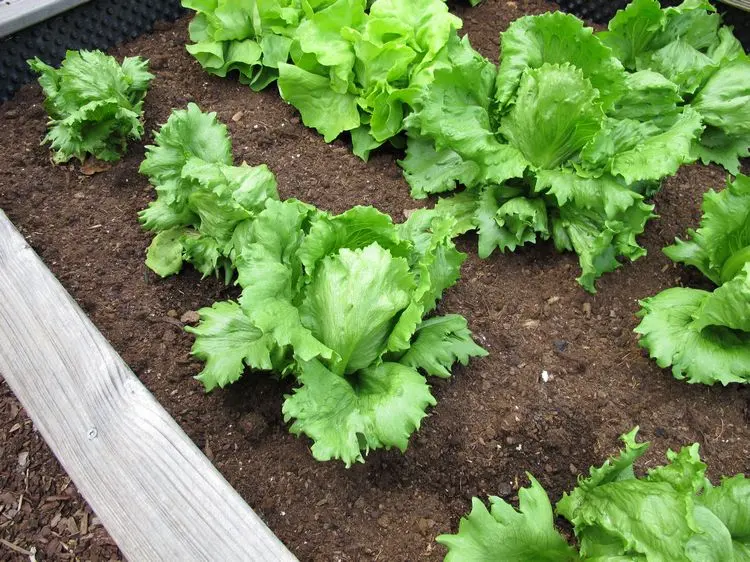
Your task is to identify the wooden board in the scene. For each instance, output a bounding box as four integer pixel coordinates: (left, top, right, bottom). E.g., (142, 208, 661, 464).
(0, 210, 296, 561)
(723, 0, 750, 10)
(0, 0, 91, 37)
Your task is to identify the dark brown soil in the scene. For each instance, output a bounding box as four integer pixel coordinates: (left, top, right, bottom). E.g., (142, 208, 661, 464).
(1, 1, 749, 560)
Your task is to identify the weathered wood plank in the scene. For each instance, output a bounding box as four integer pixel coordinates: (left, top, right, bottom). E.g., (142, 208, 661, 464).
(0, 210, 296, 562)
(0, 0, 91, 37)
(722, 0, 750, 11)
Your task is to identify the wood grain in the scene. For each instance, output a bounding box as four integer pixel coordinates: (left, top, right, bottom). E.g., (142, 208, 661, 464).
(0, 211, 296, 562)
(721, 0, 750, 11)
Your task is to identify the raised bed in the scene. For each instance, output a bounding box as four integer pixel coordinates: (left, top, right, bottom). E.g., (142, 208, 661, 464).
(1, 0, 749, 560)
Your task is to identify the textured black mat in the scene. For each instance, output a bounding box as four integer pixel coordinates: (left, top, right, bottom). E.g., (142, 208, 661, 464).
(0, 0, 184, 102)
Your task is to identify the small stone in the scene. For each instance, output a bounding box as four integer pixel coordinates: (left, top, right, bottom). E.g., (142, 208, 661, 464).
(232, 111, 244, 122)
(149, 55, 168, 70)
(73, 192, 85, 199)
(417, 518, 434, 535)
(569, 463, 578, 475)
(546, 296, 560, 305)
(166, 309, 178, 318)
(544, 464, 555, 474)
(238, 412, 269, 441)
(290, 116, 300, 125)
(553, 340, 568, 352)
(18, 451, 29, 468)
(377, 515, 389, 529)
(4, 109, 18, 119)
(582, 302, 592, 317)
(180, 310, 201, 324)
(497, 482, 512, 497)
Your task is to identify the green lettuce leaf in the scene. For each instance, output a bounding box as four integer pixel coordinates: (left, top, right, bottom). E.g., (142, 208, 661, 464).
(692, 128, 750, 176)
(145, 227, 185, 277)
(599, 0, 666, 70)
(297, 205, 411, 274)
(609, 70, 682, 121)
(499, 63, 603, 170)
(399, 134, 481, 199)
(608, 107, 703, 183)
(600, 0, 747, 177)
(437, 475, 577, 561)
(692, 58, 750, 138)
(445, 428, 750, 561)
(635, 279, 750, 385)
(139, 104, 280, 281)
(398, 314, 488, 378)
(495, 11, 626, 111)
(282, 359, 435, 467)
(139, 103, 232, 206)
(186, 301, 276, 391)
(277, 0, 461, 152)
(28, 50, 152, 162)
(699, 475, 750, 559)
(182, 0, 330, 90)
(639, 38, 718, 95)
(277, 63, 360, 141)
(236, 199, 331, 363)
(538, 169, 654, 292)
(406, 33, 528, 184)
(558, 427, 736, 562)
(299, 244, 414, 375)
(663, 174, 750, 285)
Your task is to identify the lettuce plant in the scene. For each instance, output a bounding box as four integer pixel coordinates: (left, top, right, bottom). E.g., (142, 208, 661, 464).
(187, 202, 487, 466)
(439, 428, 750, 561)
(636, 174, 750, 385)
(139, 103, 280, 281)
(28, 50, 153, 163)
(182, 0, 338, 91)
(277, 0, 462, 159)
(599, 0, 750, 174)
(401, 12, 703, 292)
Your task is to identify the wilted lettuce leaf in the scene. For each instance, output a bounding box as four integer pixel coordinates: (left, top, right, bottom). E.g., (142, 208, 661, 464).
(28, 50, 152, 163)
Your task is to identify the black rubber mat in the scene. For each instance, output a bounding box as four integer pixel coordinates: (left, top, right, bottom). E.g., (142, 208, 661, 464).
(0, 0, 184, 102)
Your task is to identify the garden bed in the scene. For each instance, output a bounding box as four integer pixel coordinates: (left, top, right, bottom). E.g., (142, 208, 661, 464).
(1, 0, 749, 559)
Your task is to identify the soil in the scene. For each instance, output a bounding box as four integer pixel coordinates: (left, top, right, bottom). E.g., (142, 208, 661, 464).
(1, 1, 749, 560)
